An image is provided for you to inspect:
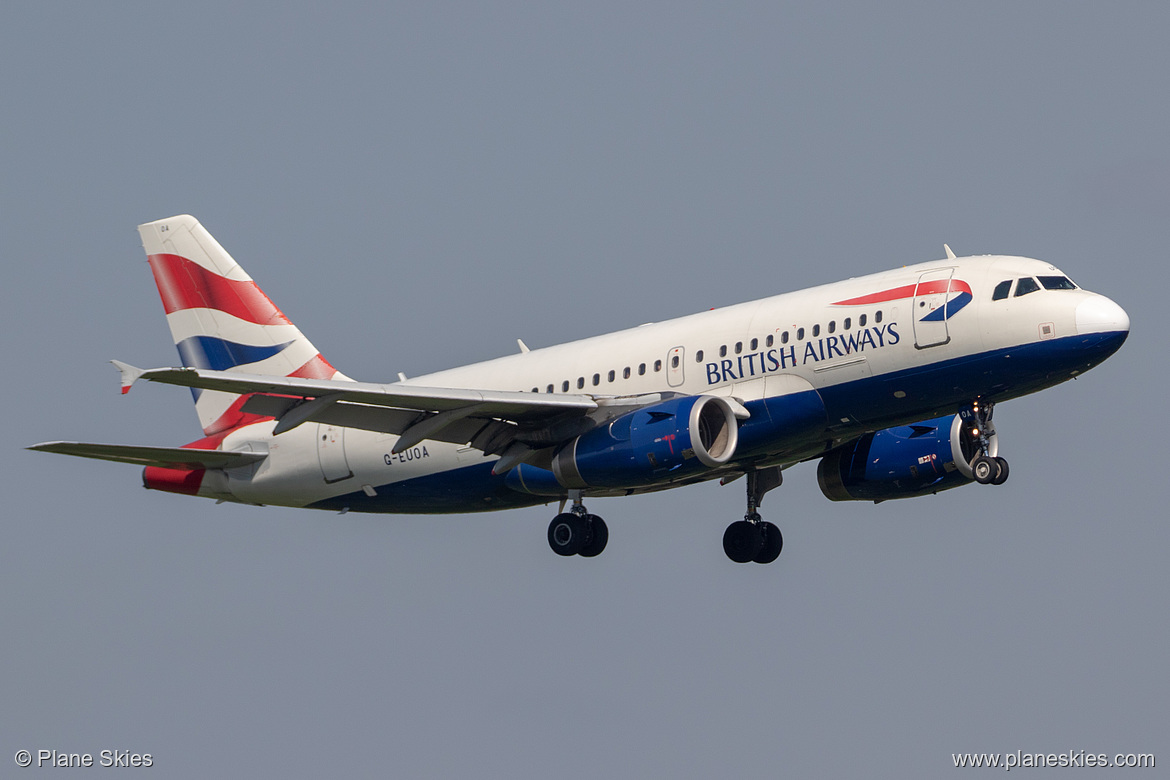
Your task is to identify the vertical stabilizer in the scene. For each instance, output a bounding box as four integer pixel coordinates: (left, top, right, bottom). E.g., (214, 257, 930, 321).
(138, 215, 349, 436)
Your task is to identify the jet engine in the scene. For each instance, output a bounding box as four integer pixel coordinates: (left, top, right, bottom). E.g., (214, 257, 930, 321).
(817, 413, 998, 502)
(551, 394, 739, 489)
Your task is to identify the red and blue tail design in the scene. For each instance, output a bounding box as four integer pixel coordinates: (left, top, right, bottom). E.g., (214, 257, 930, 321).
(138, 215, 349, 436)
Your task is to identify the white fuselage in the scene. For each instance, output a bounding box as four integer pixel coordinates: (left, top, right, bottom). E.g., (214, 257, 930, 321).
(202, 254, 1127, 512)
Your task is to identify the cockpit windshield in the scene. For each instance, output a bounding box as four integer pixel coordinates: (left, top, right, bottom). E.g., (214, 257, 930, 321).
(1015, 277, 1040, 297)
(992, 273, 1080, 302)
(1038, 275, 1077, 290)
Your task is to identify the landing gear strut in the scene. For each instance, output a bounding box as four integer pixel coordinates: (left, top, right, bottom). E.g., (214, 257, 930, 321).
(965, 399, 1009, 486)
(547, 491, 608, 558)
(723, 468, 784, 564)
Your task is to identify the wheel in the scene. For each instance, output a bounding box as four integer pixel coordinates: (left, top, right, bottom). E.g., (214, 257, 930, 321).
(990, 456, 1010, 485)
(971, 455, 996, 485)
(753, 521, 783, 564)
(548, 513, 589, 556)
(723, 520, 763, 563)
(578, 515, 608, 557)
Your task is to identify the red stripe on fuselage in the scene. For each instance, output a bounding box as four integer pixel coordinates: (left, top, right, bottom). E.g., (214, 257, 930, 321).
(200, 354, 336, 436)
(141, 431, 233, 494)
(832, 279, 972, 306)
(147, 355, 341, 493)
(141, 420, 265, 495)
(142, 465, 205, 495)
(147, 253, 291, 325)
(202, 394, 273, 437)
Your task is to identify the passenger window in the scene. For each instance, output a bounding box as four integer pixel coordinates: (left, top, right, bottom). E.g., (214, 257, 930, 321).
(654, 360, 662, 372)
(734, 342, 742, 354)
(623, 367, 630, 379)
(695, 349, 704, 362)
(766, 334, 774, 347)
(671, 355, 680, 368)
(577, 377, 585, 389)
(719, 345, 727, 357)
(1015, 277, 1040, 297)
(812, 324, 820, 337)
(638, 363, 646, 376)
(859, 314, 867, 327)
(750, 337, 758, 350)
(844, 317, 851, 330)
(781, 331, 789, 344)
(592, 373, 600, 386)
(547, 384, 554, 393)
(1039, 275, 1077, 290)
(562, 381, 569, 392)
(607, 370, 615, 382)
(875, 310, 883, 323)
(828, 321, 836, 334)
(992, 280, 1012, 300)
(797, 327, 804, 340)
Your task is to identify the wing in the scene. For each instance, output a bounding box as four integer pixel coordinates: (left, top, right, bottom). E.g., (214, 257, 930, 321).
(28, 441, 268, 469)
(115, 362, 644, 471)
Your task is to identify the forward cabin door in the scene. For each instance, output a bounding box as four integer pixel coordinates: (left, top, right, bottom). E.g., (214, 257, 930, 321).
(317, 424, 354, 483)
(912, 268, 955, 349)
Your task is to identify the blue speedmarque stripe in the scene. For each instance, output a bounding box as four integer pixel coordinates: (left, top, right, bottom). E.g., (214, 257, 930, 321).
(176, 336, 294, 372)
(919, 291, 973, 322)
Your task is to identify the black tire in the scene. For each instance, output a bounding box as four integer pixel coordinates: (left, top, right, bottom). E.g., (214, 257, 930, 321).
(723, 520, 763, 563)
(548, 513, 588, 556)
(991, 456, 1010, 485)
(753, 521, 783, 564)
(578, 515, 609, 558)
(971, 455, 996, 485)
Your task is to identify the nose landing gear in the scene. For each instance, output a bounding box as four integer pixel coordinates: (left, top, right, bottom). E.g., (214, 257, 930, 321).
(965, 400, 1009, 486)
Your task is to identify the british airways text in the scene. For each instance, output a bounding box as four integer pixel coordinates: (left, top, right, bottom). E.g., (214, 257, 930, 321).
(705, 323, 900, 385)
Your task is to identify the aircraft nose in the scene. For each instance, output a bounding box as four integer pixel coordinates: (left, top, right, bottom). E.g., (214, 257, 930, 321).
(1075, 295, 1130, 335)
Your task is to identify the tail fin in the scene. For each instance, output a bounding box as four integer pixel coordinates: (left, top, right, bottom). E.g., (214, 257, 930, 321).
(138, 215, 349, 436)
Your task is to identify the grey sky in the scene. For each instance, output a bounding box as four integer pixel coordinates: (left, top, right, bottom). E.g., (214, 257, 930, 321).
(2, 3, 1166, 777)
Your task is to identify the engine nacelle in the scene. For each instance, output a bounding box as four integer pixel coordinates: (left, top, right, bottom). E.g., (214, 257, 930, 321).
(817, 414, 998, 502)
(552, 395, 739, 489)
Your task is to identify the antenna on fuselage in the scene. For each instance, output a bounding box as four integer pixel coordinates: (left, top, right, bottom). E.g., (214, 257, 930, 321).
(944, 244, 957, 260)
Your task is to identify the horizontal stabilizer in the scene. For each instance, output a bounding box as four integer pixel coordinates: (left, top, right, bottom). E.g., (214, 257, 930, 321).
(28, 441, 268, 469)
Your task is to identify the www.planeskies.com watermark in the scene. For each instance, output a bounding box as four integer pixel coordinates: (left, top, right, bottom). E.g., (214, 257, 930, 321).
(953, 750, 1154, 770)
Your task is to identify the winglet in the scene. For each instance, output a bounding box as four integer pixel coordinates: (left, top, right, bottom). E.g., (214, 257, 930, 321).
(110, 360, 146, 394)
(944, 244, 956, 260)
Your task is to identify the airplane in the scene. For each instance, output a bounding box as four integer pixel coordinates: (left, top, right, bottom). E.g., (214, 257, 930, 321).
(29, 215, 1129, 563)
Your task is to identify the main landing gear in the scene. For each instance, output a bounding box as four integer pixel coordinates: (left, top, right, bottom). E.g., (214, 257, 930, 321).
(965, 399, 1010, 486)
(547, 491, 608, 558)
(722, 468, 784, 564)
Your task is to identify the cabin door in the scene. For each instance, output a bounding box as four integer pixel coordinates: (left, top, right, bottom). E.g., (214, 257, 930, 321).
(912, 268, 955, 349)
(666, 346, 685, 387)
(317, 424, 354, 483)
